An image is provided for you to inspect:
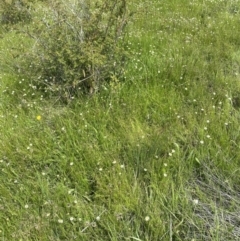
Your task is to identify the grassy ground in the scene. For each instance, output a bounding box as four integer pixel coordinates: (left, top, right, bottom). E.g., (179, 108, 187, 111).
(1, 0, 240, 240)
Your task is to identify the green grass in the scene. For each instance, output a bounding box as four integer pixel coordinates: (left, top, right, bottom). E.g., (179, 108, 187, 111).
(1, 0, 240, 240)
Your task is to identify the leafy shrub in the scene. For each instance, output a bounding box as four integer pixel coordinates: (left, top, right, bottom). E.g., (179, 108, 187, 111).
(18, 0, 130, 100)
(0, 0, 32, 25)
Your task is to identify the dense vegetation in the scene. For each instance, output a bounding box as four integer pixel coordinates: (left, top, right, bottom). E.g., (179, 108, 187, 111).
(1, 0, 240, 240)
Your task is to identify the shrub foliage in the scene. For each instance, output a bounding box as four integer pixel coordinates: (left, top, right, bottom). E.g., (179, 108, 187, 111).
(0, 0, 32, 25)
(18, 0, 129, 99)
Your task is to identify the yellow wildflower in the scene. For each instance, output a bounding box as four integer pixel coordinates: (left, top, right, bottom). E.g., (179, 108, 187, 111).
(36, 115, 41, 121)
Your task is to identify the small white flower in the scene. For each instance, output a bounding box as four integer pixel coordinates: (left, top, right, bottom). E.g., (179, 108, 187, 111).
(70, 162, 74, 166)
(145, 216, 150, 221)
(193, 199, 199, 205)
(58, 219, 63, 223)
(96, 216, 100, 221)
(69, 189, 76, 196)
(200, 140, 204, 144)
(70, 217, 74, 221)
(163, 173, 167, 177)
(24, 204, 29, 209)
